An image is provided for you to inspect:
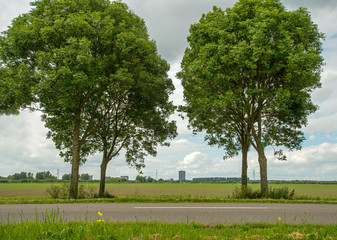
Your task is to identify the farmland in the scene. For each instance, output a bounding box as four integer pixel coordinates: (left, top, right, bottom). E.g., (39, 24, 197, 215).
(1, 182, 337, 199)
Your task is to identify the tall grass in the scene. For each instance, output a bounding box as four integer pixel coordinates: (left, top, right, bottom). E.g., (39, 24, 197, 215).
(1, 218, 337, 239)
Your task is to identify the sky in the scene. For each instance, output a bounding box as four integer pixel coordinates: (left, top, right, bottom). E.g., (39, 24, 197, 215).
(0, 0, 337, 181)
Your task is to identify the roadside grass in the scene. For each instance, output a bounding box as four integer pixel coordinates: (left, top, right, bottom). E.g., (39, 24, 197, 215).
(1, 219, 337, 239)
(1, 194, 337, 205)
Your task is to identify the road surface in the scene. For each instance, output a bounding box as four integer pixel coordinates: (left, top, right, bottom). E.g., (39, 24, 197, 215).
(1, 203, 337, 224)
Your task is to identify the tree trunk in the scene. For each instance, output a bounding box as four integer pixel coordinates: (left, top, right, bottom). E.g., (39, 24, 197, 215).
(257, 148, 268, 197)
(99, 158, 108, 197)
(241, 141, 249, 190)
(70, 120, 81, 199)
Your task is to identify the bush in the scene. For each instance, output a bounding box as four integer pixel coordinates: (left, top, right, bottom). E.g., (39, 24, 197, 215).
(47, 183, 98, 199)
(232, 186, 262, 199)
(78, 184, 96, 199)
(268, 186, 295, 200)
(232, 186, 295, 200)
(94, 192, 116, 199)
(46, 183, 70, 199)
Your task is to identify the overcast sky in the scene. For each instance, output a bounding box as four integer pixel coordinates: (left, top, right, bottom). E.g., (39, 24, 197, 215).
(1, 0, 337, 181)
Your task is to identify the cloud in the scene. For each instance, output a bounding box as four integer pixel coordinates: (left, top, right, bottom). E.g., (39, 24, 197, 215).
(308, 135, 316, 141)
(124, 0, 237, 62)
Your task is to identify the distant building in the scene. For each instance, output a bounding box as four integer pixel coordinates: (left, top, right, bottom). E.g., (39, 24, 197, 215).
(105, 176, 111, 180)
(121, 176, 129, 180)
(179, 170, 186, 182)
(88, 175, 93, 180)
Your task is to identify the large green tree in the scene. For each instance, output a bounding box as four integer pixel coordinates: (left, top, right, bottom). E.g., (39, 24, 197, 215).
(178, 0, 324, 197)
(92, 21, 177, 196)
(0, 0, 176, 198)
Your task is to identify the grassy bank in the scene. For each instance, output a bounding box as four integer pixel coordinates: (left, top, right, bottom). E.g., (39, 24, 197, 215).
(1, 220, 337, 239)
(1, 195, 337, 205)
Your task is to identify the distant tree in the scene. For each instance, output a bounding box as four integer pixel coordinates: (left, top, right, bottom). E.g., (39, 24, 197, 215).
(158, 178, 165, 183)
(147, 176, 154, 183)
(7, 173, 20, 180)
(7, 172, 31, 180)
(135, 175, 146, 183)
(19, 172, 27, 180)
(80, 173, 90, 181)
(62, 174, 71, 181)
(36, 171, 56, 180)
(178, 0, 324, 197)
(27, 172, 34, 179)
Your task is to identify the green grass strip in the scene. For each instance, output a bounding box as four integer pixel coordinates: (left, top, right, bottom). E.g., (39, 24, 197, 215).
(1, 221, 337, 239)
(1, 195, 337, 205)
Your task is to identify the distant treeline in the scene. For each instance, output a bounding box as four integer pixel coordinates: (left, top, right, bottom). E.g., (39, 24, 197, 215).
(1, 172, 336, 184)
(192, 177, 245, 183)
(0, 171, 92, 183)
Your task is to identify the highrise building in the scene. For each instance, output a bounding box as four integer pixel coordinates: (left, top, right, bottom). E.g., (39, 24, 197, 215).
(179, 170, 186, 182)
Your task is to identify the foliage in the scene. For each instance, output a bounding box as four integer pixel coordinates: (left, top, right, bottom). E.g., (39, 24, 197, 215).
(61, 174, 71, 181)
(0, 0, 176, 199)
(178, 0, 324, 197)
(135, 175, 156, 183)
(79, 173, 91, 181)
(106, 177, 128, 183)
(46, 183, 70, 199)
(36, 171, 57, 180)
(232, 186, 295, 200)
(7, 172, 34, 180)
(269, 186, 295, 200)
(46, 183, 95, 199)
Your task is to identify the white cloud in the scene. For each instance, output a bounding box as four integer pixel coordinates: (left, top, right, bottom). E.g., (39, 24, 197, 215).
(181, 151, 204, 165)
(308, 135, 316, 141)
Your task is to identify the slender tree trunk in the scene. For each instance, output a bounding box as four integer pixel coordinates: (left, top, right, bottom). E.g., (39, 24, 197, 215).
(241, 141, 249, 190)
(70, 119, 81, 199)
(99, 157, 108, 197)
(257, 148, 268, 197)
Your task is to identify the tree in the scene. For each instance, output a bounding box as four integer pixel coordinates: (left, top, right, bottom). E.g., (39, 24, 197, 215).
(93, 16, 177, 195)
(35, 171, 56, 180)
(135, 175, 146, 183)
(80, 173, 90, 181)
(0, 0, 176, 199)
(27, 172, 34, 179)
(62, 173, 71, 181)
(178, 0, 324, 197)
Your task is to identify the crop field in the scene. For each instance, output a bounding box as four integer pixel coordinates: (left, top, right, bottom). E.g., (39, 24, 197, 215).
(1, 183, 337, 198)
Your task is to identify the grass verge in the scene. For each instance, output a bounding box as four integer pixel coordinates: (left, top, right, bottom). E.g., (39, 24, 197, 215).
(1, 195, 337, 205)
(1, 220, 337, 239)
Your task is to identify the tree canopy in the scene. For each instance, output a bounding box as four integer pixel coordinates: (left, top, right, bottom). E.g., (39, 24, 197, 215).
(0, 0, 176, 198)
(178, 0, 324, 196)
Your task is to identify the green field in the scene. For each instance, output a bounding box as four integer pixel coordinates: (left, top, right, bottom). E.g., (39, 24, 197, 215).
(1, 182, 337, 198)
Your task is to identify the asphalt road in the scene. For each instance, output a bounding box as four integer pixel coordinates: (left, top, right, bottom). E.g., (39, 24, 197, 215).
(1, 203, 337, 224)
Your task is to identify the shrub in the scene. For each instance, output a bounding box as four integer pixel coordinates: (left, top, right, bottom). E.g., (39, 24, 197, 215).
(78, 184, 96, 199)
(268, 186, 295, 200)
(46, 183, 70, 199)
(232, 186, 295, 200)
(94, 192, 116, 199)
(232, 186, 262, 199)
(46, 185, 62, 199)
(47, 183, 98, 199)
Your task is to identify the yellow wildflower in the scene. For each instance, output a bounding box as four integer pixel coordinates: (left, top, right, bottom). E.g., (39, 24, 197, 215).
(98, 212, 103, 216)
(278, 217, 281, 221)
